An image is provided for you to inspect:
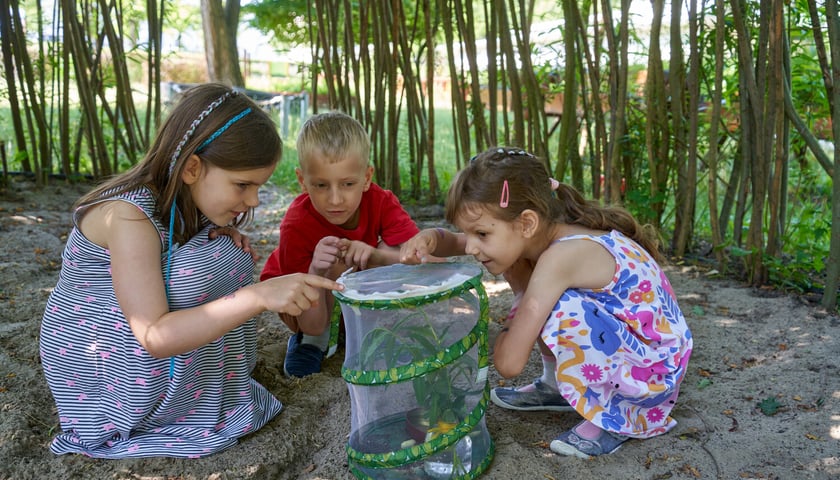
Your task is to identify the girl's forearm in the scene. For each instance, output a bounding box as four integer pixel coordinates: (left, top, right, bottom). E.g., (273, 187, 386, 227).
(137, 285, 264, 358)
(433, 228, 467, 257)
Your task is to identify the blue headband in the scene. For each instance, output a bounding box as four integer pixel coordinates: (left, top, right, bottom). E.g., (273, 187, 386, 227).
(195, 107, 253, 153)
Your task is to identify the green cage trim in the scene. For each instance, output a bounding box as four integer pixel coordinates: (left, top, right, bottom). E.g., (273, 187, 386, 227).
(333, 271, 485, 311)
(339, 276, 490, 385)
(349, 440, 496, 480)
(346, 385, 493, 470)
(329, 270, 485, 358)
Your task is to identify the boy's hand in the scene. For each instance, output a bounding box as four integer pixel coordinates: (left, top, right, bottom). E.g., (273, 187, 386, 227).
(209, 225, 259, 263)
(400, 229, 438, 264)
(341, 239, 375, 271)
(310, 236, 345, 276)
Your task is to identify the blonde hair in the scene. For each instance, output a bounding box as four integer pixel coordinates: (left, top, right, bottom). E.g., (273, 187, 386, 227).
(296, 111, 370, 169)
(446, 147, 664, 262)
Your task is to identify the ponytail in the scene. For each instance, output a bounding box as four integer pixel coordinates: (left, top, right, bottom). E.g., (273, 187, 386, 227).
(553, 184, 664, 263)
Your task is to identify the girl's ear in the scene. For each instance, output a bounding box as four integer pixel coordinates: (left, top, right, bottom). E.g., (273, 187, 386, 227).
(181, 155, 203, 185)
(519, 209, 540, 238)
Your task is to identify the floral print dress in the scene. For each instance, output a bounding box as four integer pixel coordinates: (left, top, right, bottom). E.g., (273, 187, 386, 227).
(543, 230, 693, 438)
(39, 187, 283, 458)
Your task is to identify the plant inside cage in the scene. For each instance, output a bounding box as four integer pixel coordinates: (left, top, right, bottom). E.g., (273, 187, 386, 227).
(358, 309, 478, 440)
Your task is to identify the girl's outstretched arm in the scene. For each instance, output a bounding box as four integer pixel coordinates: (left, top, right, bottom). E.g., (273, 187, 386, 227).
(90, 200, 341, 359)
(492, 239, 615, 378)
(399, 228, 466, 263)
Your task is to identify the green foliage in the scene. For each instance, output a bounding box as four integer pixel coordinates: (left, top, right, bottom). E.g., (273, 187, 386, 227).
(359, 311, 476, 428)
(269, 107, 461, 203)
(764, 204, 830, 294)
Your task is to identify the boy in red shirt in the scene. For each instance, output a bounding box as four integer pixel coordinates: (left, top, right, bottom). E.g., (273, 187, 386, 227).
(260, 112, 420, 377)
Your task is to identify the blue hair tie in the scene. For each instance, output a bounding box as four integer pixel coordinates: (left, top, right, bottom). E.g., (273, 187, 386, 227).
(165, 202, 177, 378)
(196, 107, 253, 153)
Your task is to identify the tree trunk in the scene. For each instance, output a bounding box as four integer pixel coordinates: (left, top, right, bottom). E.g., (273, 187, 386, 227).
(575, 0, 606, 200)
(201, 0, 244, 87)
(821, 0, 840, 309)
(673, 0, 700, 257)
(645, 0, 668, 228)
(438, 0, 472, 167)
(707, 0, 727, 269)
(557, 0, 581, 191)
(0, 1, 30, 173)
(601, 0, 630, 205)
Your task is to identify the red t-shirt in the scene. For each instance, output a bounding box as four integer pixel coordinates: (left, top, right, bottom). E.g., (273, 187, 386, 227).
(260, 183, 420, 280)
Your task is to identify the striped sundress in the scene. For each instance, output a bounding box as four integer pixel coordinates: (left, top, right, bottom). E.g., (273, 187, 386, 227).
(543, 230, 693, 438)
(39, 187, 283, 458)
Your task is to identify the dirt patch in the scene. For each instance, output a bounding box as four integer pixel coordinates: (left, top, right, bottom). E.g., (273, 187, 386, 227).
(1, 176, 837, 479)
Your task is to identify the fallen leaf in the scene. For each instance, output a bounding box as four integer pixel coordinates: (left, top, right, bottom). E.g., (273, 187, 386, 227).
(757, 397, 783, 416)
(679, 463, 701, 478)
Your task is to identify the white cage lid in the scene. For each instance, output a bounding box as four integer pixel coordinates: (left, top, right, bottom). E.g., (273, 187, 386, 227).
(336, 262, 482, 301)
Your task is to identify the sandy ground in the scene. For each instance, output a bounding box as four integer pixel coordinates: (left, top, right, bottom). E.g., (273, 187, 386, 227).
(1, 176, 838, 480)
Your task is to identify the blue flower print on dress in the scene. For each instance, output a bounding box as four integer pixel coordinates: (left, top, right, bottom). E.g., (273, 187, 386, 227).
(581, 300, 622, 355)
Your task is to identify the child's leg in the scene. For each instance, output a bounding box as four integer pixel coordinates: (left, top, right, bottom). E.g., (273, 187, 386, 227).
(284, 300, 335, 377)
(283, 331, 326, 377)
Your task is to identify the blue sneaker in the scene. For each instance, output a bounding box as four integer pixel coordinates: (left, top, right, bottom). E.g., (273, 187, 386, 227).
(490, 378, 575, 412)
(550, 422, 630, 459)
(283, 332, 325, 378)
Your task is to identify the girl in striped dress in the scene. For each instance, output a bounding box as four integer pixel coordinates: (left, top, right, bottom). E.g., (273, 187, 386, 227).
(39, 83, 341, 458)
(400, 148, 693, 459)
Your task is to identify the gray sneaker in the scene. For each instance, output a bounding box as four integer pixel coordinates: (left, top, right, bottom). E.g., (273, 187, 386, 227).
(490, 379, 575, 412)
(550, 422, 629, 459)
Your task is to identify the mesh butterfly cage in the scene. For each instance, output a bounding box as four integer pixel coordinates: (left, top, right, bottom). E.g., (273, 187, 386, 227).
(333, 262, 495, 479)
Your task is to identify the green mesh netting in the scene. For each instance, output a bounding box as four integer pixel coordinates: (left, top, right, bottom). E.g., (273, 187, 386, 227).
(334, 263, 495, 479)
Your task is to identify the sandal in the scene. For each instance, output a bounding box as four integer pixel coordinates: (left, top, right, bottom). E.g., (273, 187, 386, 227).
(549, 421, 629, 459)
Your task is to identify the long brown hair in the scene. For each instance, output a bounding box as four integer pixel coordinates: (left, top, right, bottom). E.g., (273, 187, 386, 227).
(445, 147, 663, 262)
(76, 83, 282, 244)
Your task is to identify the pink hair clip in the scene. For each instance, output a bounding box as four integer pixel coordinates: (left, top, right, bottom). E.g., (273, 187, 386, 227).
(499, 180, 510, 208)
(549, 178, 560, 191)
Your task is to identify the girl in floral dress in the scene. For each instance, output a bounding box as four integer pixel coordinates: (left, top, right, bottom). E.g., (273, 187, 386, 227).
(400, 147, 693, 458)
